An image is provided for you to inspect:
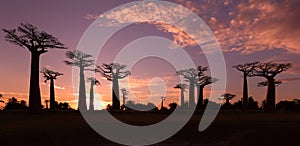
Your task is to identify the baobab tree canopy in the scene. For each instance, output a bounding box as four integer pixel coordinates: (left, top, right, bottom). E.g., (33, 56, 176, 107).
(220, 93, 236, 104)
(2, 23, 66, 111)
(251, 62, 291, 78)
(96, 63, 131, 81)
(40, 68, 63, 83)
(233, 62, 259, 76)
(3, 23, 66, 53)
(198, 76, 217, 87)
(64, 50, 94, 68)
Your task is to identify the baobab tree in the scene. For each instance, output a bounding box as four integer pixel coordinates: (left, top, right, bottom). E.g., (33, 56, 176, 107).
(3, 23, 66, 111)
(160, 96, 166, 109)
(87, 77, 100, 111)
(220, 93, 236, 105)
(45, 100, 49, 109)
(196, 76, 217, 110)
(40, 67, 63, 110)
(251, 62, 291, 112)
(96, 63, 131, 110)
(121, 88, 128, 107)
(233, 62, 258, 110)
(64, 50, 94, 111)
(195, 66, 217, 110)
(176, 68, 199, 109)
(174, 83, 187, 109)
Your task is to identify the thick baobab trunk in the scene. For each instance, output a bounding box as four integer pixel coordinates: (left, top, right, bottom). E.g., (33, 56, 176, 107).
(196, 85, 204, 110)
(78, 67, 87, 111)
(89, 81, 94, 111)
(189, 81, 195, 109)
(29, 53, 42, 111)
(242, 73, 248, 111)
(112, 78, 120, 110)
(225, 99, 230, 105)
(122, 94, 126, 106)
(180, 89, 185, 109)
(265, 78, 276, 112)
(49, 79, 55, 110)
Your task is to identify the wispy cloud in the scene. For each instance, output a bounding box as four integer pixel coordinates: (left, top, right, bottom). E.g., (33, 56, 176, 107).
(87, 0, 300, 54)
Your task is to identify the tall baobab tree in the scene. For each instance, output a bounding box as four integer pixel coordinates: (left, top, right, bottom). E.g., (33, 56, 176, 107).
(176, 68, 199, 109)
(87, 77, 100, 111)
(40, 67, 63, 110)
(174, 83, 187, 109)
(196, 76, 217, 110)
(220, 93, 236, 105)
(251, 62, 291, 112)
(3, 23, 66, 111)
(121, 88, 128, 107)
(64, 50, 94, 111)
(233, 62, 258, 110)
(96, 63, 131, 110)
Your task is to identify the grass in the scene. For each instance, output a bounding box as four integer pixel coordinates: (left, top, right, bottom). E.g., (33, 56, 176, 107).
(0, 110, 300, 145)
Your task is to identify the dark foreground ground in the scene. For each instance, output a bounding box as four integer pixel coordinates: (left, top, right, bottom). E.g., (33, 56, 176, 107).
(0, 111, 300, 146)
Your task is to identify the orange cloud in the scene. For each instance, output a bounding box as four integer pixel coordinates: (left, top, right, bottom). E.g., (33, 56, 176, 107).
(86, 0, 300, 54)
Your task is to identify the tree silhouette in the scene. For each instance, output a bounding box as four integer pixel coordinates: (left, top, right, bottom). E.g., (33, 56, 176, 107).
(195, 66, 217, 110)
(121, 88, 128, 110)
(248, 96, 259, 110)
(251, 62, 291, 112)
(4, 97, 27, 110)
(64, 50, 94, 111)
(174, 83, 187, 109)
(196, 76, 217, 110)
(45, 100, 49, 109)
(87, 77, 100, 111)
(220, 93, 236, 105)
(160, 96, 166, 109)
(96, 63, 130, 110)
(176, 68, 198, 109)
(169, 102, 177, 111)
(40, 67, 63, 110)
(0, 94, 4, 103)
(233, 62, 258, 110)
(3, 23, 66, 111)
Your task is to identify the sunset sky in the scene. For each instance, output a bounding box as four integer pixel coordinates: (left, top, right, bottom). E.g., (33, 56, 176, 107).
(0, 0, 299, 110)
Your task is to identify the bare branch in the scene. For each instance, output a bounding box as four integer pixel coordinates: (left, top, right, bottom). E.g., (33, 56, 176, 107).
(251, 62, 291, 78)
(96, 63, 130, 81)
(233, 61, 259, 76)
(40, 67, 63, 83)
(64, 50, 94, 68)
(3, 23, 67, 54)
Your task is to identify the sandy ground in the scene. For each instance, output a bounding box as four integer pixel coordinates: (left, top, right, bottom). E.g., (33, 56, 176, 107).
(0, 111, 300, 146)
